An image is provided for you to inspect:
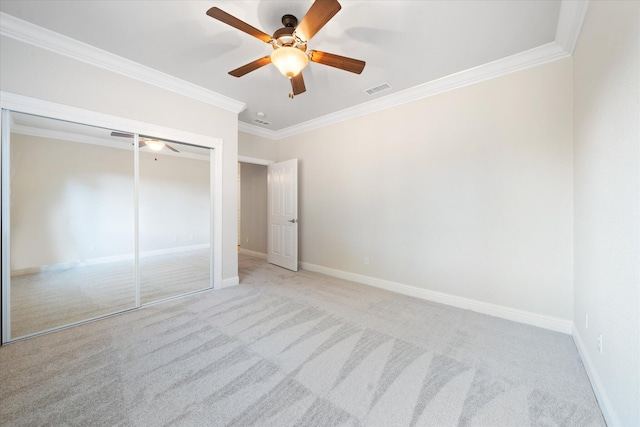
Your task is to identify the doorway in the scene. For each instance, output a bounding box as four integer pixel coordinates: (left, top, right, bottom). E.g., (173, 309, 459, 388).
(237, 157, 299, 271)
(238, 161, 268, 258)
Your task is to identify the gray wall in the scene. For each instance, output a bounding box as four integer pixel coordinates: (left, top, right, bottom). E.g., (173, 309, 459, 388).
(572, 1, 639, 426)
(276, 59, 574, 322)
(240, 163, 268, 254)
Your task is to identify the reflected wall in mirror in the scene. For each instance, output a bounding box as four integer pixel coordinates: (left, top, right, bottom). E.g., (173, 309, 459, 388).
(138, 138, 212, 304)
(9, 112, 136, 338)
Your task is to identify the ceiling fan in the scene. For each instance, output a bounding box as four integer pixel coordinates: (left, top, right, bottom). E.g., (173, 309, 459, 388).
(206, 0, 366, 98)
(110, 132, 180, 153)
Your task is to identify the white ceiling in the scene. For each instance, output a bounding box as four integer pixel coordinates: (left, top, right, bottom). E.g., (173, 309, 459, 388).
(0, 1, 563, 131)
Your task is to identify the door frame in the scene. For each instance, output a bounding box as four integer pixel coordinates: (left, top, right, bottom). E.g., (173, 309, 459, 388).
(237, 156, 298, 270)
(0, 92, 224, 343)
(238, 155, 274, 167)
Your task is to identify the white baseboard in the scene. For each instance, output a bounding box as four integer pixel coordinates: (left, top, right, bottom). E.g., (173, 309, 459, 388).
(11, 244, 210, 276)
(299, 261, 572, 334)
(219, 276, 239, 289)
(239, 248, 267, 259)
(572, 328, 620, 427)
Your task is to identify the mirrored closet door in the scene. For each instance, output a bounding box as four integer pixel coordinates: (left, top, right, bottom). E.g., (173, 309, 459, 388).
(7, 112, 136, 338)
(2, 111, 214, 341)
(139, 139, 212, 304)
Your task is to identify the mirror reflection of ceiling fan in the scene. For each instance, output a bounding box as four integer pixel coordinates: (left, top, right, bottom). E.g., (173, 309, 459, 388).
(206, 0, 366, 98)
(110, 131, 180, 153)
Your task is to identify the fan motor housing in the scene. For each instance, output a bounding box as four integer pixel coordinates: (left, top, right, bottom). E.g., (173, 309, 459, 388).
(272, 14, 306, 51)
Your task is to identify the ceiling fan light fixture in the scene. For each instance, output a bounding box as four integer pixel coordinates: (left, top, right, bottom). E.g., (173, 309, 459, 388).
(145, 139, 165, 151)
(271, 47, 309, 78)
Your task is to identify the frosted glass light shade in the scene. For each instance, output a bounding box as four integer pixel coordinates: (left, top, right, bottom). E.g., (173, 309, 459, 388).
(271, 47, 309, 78)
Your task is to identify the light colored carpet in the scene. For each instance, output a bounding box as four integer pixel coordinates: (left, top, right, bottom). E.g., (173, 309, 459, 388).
(9, 248, 211, 338)
(0, 254, 604, 426)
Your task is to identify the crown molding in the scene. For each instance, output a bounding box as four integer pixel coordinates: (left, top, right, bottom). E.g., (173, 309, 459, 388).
(279, 42, 569, 140)
(240, 41, 569, 141)
(0, 12, 246, 114)
(556, 0, 590, 54)
(239, 0, 589, 141)
(238, 121, 279, 140)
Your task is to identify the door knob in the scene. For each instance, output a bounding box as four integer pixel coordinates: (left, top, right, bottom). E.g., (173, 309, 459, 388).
(288, 219, 297, 223)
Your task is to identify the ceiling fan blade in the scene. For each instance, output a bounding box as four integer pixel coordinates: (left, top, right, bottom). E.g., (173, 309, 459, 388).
(291, 72, 306, 95)
(164, 143, 180, 153)
(229, 56, 272, 77)
(309, 50, 366, 74)
(206, 7, 272, 43)
(111, 131, 133, 138)
(295, 0, 342, 43)
(139, 140, 147, 148)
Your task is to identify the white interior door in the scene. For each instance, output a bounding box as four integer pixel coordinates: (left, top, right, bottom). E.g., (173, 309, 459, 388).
(267, 159, 298, 271)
